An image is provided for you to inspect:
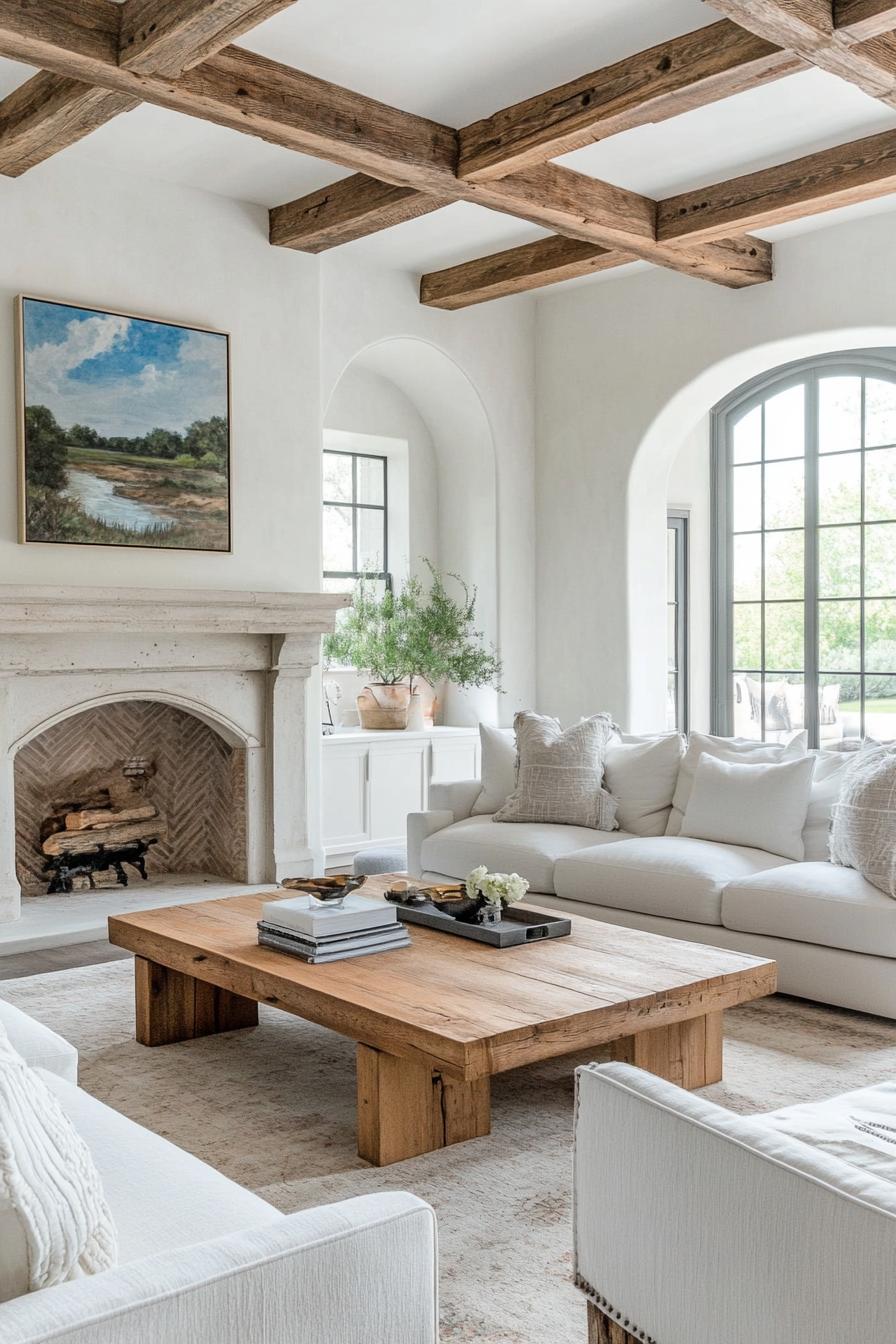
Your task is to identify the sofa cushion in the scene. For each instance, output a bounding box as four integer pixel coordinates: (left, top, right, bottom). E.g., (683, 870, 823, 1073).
(494, 712, 617, 830)
(604, 733, 684, 837)
(471, 724, 516, 815)
(829, 744, 896, 897)
(666, 730, 808, 835)
(554, 836, 790, 925)
(420, 816, 630, 893)
(40, 1071, 282, 1264)
(680, 754, 816, 861)
(0, 998, 78, 1084)
(722, 861, 896, 958)
(760, 1081, 896, 1187)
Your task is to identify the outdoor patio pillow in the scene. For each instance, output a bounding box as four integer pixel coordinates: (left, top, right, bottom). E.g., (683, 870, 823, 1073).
(494, 711, 617, 830)
(830, 745, 896, 897)
(666, 729, 809, 835)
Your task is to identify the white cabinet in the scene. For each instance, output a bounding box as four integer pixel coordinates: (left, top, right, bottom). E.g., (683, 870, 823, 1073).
(322, 727, 480, 865)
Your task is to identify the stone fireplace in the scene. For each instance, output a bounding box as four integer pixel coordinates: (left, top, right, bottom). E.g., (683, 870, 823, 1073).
(0, 586, 348, 923)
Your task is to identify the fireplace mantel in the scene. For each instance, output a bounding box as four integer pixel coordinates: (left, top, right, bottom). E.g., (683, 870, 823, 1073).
(0, 585, 351, 924)
(0, 586, 349, 635)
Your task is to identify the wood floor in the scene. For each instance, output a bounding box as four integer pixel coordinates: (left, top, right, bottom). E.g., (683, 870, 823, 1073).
(0, 940, 131, 981)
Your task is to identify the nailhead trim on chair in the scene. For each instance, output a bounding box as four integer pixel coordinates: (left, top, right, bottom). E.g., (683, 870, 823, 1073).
(575, 1273, 657, 1343)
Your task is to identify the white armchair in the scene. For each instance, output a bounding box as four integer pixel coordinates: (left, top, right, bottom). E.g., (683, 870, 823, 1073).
(1, 1194, 438, 1344)
(574, 1062, 896, 1344)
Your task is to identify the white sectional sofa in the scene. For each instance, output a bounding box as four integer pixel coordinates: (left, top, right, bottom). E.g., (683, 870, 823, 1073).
(0, 999, 438, 1344)
(407, 763, 896, 1019)
(574, 1062, 896, 1344)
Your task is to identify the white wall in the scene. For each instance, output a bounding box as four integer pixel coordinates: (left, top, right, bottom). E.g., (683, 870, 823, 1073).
(0, 157, 539, 730)
(324, 365, 439, 579)
(321, 256, 538, 722)
(667, 418, 711, 732)
(0, 158, 321, 592)
(536, 210, 896, 732)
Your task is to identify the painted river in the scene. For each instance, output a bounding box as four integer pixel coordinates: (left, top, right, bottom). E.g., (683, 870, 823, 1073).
(65, 468, 176, 533)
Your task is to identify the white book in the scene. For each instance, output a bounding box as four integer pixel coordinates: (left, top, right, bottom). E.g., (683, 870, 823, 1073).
(261, 892, 397, 937)
(259, 928, 410, 963)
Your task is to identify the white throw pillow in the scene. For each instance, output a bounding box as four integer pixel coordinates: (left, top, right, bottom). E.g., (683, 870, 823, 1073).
(471, 724, 517, 816)
(0, 1024, 117, 1303)
(830, 745, 896, 897)
(666, 730, 809, 835)
(604, 733, 684, 837)
(802, 750, 853, 861)
(680, 753, 816, 860)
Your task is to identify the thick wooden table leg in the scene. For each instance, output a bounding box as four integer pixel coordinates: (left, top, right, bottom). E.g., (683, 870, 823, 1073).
(356, 1043, 491, 1166)
(135, 956, 258, 1046)
(587, 1300, 640, 1344)
(610, 1010, 723, 1088)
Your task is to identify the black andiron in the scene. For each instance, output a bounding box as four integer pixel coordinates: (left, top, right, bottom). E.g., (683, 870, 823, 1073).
(43, 838, 158, 895)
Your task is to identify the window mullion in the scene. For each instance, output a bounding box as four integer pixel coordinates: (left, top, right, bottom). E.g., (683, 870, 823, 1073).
(805, 375, 820, 749)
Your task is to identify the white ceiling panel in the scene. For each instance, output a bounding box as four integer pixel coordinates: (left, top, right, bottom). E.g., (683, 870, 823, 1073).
(558, 68, 896, 196)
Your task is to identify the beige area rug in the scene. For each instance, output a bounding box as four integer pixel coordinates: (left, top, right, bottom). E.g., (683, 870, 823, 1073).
(4, 961, 896, 1344)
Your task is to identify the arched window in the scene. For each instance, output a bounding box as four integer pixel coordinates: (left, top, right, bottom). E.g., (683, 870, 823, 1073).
(712, 351, 896, 748)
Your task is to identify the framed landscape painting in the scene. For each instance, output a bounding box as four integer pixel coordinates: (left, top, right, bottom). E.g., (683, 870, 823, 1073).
(16, 296, 231, 551)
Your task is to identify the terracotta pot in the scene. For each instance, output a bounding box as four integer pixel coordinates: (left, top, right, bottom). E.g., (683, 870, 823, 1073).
(356, 683, 410, 730)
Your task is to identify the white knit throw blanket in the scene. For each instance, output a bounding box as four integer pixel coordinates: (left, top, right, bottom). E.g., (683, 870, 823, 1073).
(0, 1029, 117, 1291)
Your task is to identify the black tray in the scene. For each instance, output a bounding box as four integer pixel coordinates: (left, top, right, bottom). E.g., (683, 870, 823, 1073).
(392, 900, 571, 947)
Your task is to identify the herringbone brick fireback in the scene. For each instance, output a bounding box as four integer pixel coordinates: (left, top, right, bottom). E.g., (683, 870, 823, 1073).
(15, 701, 247, 895)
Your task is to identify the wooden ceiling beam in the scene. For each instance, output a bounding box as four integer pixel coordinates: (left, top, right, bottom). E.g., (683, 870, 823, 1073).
(420, 237, 636, 309)
(270, 175, 450, 251)
(421, 230, 772, 308)
(0, 73, 138, 177)
(708, 0, 896, 104)
(268, 158, 771, 287)
(0, 0, 770, 290)
(118, 1, 299, 77)
(836, 0, 896, 40)
(0, 1, 301, 176)
(458, 21, 805, 183)
(0, 2, 120, 78)
(658, 124, 896, 242)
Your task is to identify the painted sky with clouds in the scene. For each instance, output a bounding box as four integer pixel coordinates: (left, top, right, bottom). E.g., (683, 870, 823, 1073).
(23, 300, 228, 438)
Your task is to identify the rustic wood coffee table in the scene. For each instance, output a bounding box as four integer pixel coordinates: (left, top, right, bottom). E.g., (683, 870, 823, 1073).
(108, 878, 777, 1166)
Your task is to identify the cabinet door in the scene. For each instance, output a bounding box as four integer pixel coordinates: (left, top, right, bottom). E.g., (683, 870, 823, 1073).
(430, 735, 479, 784)
(368, 744, 427, 843)
(322, 746, 368, 851)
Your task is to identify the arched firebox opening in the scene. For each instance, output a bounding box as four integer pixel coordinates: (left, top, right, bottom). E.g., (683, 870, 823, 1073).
(14, 699, 248, 896)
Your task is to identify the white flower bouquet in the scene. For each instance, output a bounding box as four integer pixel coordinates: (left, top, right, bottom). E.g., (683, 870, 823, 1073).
(464, 865, 530, 907)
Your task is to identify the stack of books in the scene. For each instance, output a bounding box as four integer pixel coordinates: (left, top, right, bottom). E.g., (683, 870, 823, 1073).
(258, 892, 411, 963)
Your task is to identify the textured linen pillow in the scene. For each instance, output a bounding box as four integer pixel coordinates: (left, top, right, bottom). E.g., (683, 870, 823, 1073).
(830, 745, 896, 897)
(666, 729, 809, 835)
(494, 711, 617, 830)
(0, 1024, 117, 1303)
(680, 753, 816, 860)
(471, 724, 517, 816)
(604, 733, 684, 837)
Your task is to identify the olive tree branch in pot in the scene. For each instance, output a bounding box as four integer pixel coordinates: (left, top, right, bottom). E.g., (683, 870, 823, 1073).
(322, 562, 502, 729)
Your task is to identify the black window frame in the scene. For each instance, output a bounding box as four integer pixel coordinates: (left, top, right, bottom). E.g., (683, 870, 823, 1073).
(667, 510, 690, 734)
(322, 448, 390, 587)
(711, 348, 896, 746)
